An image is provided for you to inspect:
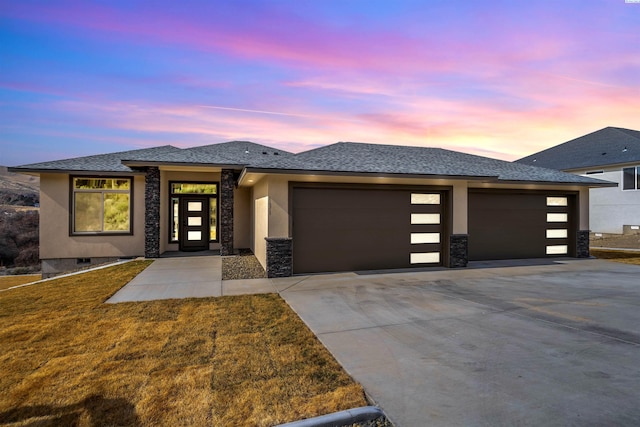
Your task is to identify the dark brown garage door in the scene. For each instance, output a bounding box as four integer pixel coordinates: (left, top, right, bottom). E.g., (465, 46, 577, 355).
(292, 186, 445, 274)
(468, 190, 575, 261)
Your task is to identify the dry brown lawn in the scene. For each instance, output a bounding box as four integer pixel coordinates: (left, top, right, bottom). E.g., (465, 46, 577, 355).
(0, 261, 366, 426)
(0, 274, 41, 290)
(591, 249, 640, 266)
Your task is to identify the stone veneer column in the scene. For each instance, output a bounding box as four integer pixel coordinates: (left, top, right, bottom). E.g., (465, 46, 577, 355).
(576, 230, 590, 258)
(220, 169, 234, 256)
(144, 167, 161, 258)
(449, 234, 468, 268)
(265, 237, 293, 278)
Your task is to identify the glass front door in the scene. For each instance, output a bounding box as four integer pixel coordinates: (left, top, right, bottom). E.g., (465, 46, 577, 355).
(179, 196, 209, 251)
(170, 182, 218, 252)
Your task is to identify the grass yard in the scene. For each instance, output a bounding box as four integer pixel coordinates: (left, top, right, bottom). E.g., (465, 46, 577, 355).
(591, 248, 640, 266)
(0, 261, 366, 426)
(0, 274, 41, 290)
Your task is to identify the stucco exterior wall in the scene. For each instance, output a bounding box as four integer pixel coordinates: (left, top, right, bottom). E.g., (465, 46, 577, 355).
(39, 173, 145, 259)
(234, 186, 251, 249)
(265, 176, 290, 238)
(572, 168, 640, 234)
(252, 178, 269, 268)
(578, 187, 590, 231)
(452, 182, 468, 234)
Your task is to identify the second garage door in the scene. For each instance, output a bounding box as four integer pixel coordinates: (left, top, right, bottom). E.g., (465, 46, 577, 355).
(292, 186, 446, 274)
(468, 190, 576, 261)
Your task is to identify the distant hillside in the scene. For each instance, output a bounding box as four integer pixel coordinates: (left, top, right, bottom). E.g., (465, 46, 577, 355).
(0, 166, 39, 206)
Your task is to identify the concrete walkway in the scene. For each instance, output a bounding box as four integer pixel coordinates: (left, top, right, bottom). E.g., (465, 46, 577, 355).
(106, 255, 277, 303)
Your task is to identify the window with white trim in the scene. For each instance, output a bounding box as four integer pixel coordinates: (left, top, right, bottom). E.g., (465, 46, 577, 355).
(622, 167, 640, 191)
(72, 177, 132, 234)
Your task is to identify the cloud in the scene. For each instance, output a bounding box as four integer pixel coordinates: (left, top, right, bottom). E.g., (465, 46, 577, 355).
(2, 1, 638, 165)
(197, 105, 323, 120)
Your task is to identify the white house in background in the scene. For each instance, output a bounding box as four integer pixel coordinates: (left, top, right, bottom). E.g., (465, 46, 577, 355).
(517, 127, 640, 234)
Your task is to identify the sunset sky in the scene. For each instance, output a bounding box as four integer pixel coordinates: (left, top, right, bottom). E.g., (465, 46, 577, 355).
(1, 0, 639, 166)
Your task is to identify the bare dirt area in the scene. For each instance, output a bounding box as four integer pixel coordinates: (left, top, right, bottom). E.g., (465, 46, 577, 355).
(591, 233, 640, 250)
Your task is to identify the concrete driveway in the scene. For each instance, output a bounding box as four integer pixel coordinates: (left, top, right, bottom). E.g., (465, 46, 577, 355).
(277, 259, 640, 427)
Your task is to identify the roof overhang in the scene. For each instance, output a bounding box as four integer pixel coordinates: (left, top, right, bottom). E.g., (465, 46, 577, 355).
(478, 179, 618, 188)
(238, 167, 498, 186)
(7, 168, 144, 176)
(239, 168, 619, 188)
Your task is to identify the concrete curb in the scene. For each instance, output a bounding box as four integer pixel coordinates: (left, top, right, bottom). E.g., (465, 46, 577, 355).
(275, 406, 385, 427)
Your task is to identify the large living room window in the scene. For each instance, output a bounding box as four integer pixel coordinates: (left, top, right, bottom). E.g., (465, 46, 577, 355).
(622, 167, 640, 191)
(72, 177, 132, 234)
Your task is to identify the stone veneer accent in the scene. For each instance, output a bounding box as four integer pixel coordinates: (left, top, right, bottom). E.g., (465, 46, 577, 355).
(220, 169, 235, 256)
(144, 166, 161, 258)
(449, 234, 468, 268)
(265, 237, 293, 278)
(577, 230, 590, 258)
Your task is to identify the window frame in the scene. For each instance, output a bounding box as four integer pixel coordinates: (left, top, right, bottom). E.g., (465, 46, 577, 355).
(169, 181, 219, 244)
(69, 175, 134, 236)
(622, 166, 640, 191)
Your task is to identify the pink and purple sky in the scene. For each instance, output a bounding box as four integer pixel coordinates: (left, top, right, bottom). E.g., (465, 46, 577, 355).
(1, 0, 639, 166)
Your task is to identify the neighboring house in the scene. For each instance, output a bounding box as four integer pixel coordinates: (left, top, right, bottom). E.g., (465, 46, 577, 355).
(516, 127, 640, 234)
(11, 140, 613, 278)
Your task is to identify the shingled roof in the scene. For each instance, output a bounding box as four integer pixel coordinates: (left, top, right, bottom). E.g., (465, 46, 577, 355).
(10, 142, 293, 173)
(516, 127, 640, 171)
(248, 141, 612, 185)
(11, 139, 612, 186)
(9, 145, 183, 173)
(120, 141, 292, 167)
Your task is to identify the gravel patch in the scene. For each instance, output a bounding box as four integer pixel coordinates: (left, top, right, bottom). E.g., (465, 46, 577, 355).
(222, 250, 267, 280)
(350, 416, 394, 427)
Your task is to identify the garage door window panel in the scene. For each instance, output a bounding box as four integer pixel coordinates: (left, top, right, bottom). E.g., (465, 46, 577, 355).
(411, 213, 441, 225)
(547, 197, 568, 206)
(410, 252, 440, 264)
(411, 233, 440, 244)
(547, 245, 568, 255)
(546, 229, 568, 239)
(411, 193, 441, 205)
(547, 213, 568, 223)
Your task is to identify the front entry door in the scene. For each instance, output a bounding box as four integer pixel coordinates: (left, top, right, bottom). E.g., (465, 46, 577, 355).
(180, 197, 209, 251)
